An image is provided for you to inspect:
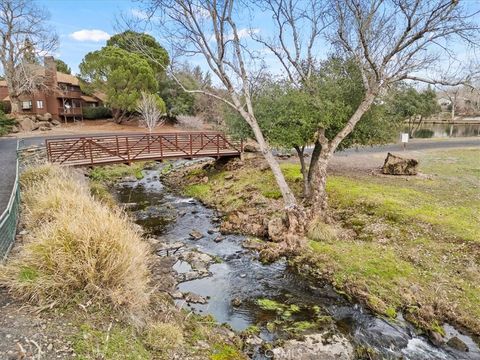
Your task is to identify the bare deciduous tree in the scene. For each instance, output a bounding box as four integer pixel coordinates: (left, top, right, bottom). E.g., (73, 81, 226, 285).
(136, 0, 304, 233)
(136, 0, 479, 236)
(137, 91, 165, 132)
(0, 0, 58, 113)
(259, 0, 479, 217)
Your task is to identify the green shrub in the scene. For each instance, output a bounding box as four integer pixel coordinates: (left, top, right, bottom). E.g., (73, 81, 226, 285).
(83, 106, 112, 119)
(0, 110, 15, 136)
(413, 129, 434, 138)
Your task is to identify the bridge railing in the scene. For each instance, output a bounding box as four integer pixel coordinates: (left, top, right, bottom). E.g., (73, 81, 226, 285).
(46, 132, 243, 166)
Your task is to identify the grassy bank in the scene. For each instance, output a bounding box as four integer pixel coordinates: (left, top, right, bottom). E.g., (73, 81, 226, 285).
(172, 148, 480, 336)
(0, 164, 245, 359)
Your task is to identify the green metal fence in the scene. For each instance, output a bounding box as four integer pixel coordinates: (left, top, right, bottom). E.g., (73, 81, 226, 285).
(0, 144, 19, 260)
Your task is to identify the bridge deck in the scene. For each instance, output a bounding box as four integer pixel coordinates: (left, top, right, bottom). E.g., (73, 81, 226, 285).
(46, 132, 243, 166)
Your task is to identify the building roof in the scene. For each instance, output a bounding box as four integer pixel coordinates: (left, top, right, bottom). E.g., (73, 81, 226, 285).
(93, 92, 106, 102)
(81, 95, 99, 102)
(57, 72, 79, 86)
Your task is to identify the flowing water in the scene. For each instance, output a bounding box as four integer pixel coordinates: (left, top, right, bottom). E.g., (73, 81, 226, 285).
(114, 166, 480, 360)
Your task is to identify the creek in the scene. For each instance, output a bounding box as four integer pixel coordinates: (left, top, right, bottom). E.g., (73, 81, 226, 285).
(114, 164, 479, 360)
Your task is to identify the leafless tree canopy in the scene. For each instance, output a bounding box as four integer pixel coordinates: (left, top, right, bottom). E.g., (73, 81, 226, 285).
(330, 0, 479, 88)
(137, 92, 165, 132)
(141, 0, 299, 211)
(0, 0, 58, 113)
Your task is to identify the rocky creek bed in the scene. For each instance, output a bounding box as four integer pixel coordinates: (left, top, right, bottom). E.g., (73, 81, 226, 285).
(113, 164, 480, 360)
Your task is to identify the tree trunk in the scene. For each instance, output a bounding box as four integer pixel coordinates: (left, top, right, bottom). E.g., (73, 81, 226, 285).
(294, 145, 309, 197)
(10, 96, 21, 114)
(243, 112, 297, 209)
(306, 154, 330, 217)
(113, 109, 125, 124)
(306, 91, 377, 221)
(307, 140, 322, 184)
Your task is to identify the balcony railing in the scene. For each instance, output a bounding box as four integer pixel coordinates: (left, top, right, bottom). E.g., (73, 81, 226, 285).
(58, 107, 83, 115)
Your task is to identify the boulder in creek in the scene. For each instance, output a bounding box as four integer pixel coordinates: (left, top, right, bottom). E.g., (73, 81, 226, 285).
(382, 152, 418, 175)
(446, 336, 469, 352)
(271, 333, 354, 360)
(189, 229, 204, 240)
(184, 292, 207, 304)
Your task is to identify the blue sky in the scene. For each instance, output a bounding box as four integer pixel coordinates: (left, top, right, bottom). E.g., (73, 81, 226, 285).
(38, 0, 480, 80)
(38, 0, 138, 74)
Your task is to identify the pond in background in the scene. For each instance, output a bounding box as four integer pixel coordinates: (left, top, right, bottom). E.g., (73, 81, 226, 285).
(409, 123, 480, 138)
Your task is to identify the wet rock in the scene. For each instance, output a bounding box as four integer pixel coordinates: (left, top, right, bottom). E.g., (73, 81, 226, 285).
(245, 335, 263, 346)
(242, 238, 264, 251)
(180, 251, 213, 274)
(207, 228, 216, 234)
(189, 230, 204, 240)
(428, 330, 444, 347)
(271, 333, 354, 360)
(170, 291, 184, 299)
(214, 235, 224, 243)
(122, 175, 138, 182)
(382, 152, 418, 175)
(184, 292, 207, 304)
(446, 336, 469, 352)
(231, 297, 242, 307)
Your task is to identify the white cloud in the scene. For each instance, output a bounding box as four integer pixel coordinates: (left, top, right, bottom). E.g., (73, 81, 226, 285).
(238, 28, 259, 39)
(70, 29, 110, 42)
(226, 28, 260, 41)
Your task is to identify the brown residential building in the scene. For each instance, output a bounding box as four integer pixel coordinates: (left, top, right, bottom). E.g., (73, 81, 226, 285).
(0, 56, 104, 121)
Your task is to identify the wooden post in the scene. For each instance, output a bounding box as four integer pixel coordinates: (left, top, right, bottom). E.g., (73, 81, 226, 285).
(115, 136, 119, 158)
(126, 137, 131, 164)
(189, 134, 193, 155)
(88, 140, 93, 165)
(216, 134, 220, 157)
(159, 135, 163, 158)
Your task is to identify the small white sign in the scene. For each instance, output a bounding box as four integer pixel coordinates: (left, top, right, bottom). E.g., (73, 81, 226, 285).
(401, 133, 409, 143)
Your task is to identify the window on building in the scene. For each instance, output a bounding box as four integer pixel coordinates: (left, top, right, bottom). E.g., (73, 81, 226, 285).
(22, 100, 32, 110)
(36, 100, 44, 109)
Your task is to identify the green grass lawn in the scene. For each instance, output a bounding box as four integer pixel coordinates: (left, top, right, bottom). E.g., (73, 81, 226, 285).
(305, 148, 480, 334)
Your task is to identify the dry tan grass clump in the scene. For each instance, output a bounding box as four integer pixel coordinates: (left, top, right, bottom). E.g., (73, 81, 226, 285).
(307, 219, 338, 242)
(1, 164, 152, 319)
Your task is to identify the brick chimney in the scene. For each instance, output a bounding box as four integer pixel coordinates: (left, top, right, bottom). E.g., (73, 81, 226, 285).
(44, 56, 57, 88)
